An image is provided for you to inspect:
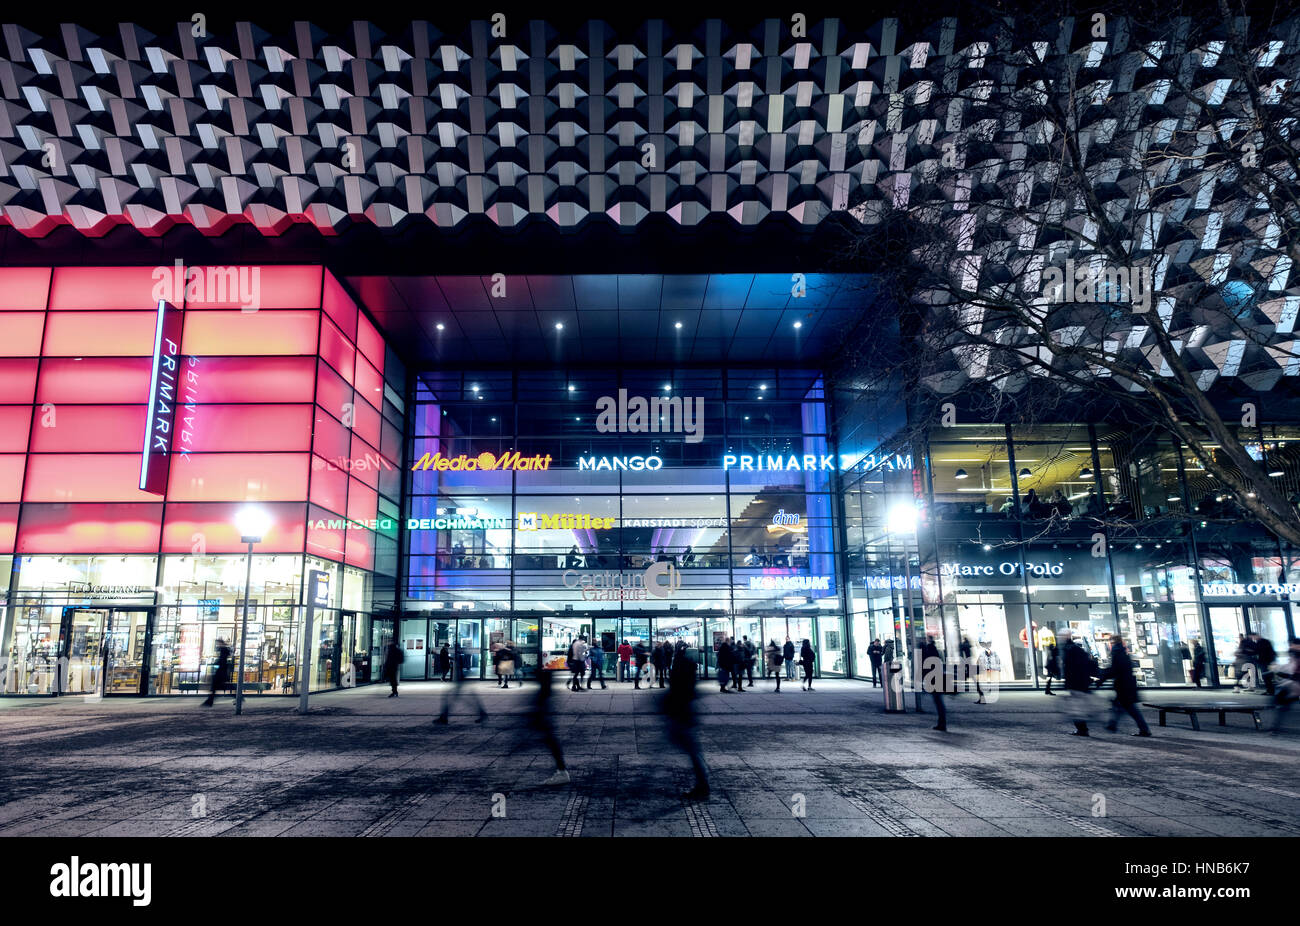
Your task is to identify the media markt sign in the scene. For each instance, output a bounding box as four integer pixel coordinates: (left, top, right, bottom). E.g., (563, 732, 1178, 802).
(564, 562, 682, 600)
(411, 450, 553, 472)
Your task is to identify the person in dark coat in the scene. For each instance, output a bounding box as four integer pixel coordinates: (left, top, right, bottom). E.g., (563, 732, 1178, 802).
(956, 636, 973, 692)
(531, 669, 570, 785)
(1099, 636, 1151, 736)
(664, 643, 709, 800)
(203, 638, 232, 707)
(382, 640, 404, 697)
(1255, 633, 1278, 695)
(766, 639, 783, 692)
(492, 642, 515, 689)
(867, 639, 884, 687)
(1191, 640, 1208, 687)
(436, 644, 451, 681)
(799, 639, 816, 690)
(1061, 631, 1099, 735)
(920, 635, 947, 731)
(729, 640, 745, 692)
(657, 641, 672, 687)
(716, 638, 734, 692)
(1044, 642, 1060, 696)
(633, 641, 650, 689)
(783, 637, 797, 680)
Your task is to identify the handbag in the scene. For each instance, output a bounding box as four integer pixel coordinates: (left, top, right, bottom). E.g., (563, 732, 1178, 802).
(499, 660, 515, 675)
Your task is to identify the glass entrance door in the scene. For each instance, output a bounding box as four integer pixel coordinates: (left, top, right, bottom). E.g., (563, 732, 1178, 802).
(104, 609, 151, 695)
(59, 608, 108, 695)
(1207, 605, 1246, 686)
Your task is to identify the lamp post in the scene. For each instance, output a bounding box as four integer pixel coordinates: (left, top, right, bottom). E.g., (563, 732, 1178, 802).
(233, 505, 271, 716)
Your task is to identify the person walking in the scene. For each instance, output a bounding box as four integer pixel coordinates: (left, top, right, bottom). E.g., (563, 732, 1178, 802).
(729, 639, 745, 692)
(1099, 636, 1152, 736)
(203, 638, 232, 707)
(716, 637, 734, 693)
(587, 638, 607, 689)
(1191, 639, 1208, 688)
(433, 643, 487, 725)
(799, 639, 816, 690)
(1043, 641, 1060, 696)
(1061, 630, 1098, 735)
(617, 639, 633, 682)
(493, 641, 515, 689)
(766, 639, 783, 692)
(569, 636, 589, 692)
(741, 636, 756, 688)
(382, 639, 404, 697)
(783, 637, 796, 680)
(1270, 638, 1300, 734)
(655, 641, 671, 688)
(1255, 633, 1278, 696)
(436, 643, 451, 681)
(920, 635, 947, 731)
(664, 642, 709, 800)
(633, 640, 650, 689)
(527, 669, 571, 785)
(867, 639, 884, 687)
(957, 636, 974, 693)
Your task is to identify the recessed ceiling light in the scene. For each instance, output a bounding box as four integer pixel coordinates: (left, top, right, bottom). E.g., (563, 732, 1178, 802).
(435, 323, 445, 331)
(471, 384, 479, 392)
(555, 322, 564, 330)
(490, 417, 496, 422)
(664, 384, 672, 391)
(568, 384, 575, 392)
(759, 384, 767, 391)
(674, 321, 683, 329)
(793, 320, 802, 329)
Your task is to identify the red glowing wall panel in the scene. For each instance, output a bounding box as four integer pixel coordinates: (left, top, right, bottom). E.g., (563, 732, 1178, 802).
(318, 314, 356, 384)
(161, 501, 307, 553)
(0, 503, 17, 553)
(354, 357, 384, 410)
(321, 272, 358, 340)
(345, 527, 374, 570)
(24, 454, 158, 502)
(27, 406, 145, 452)
(183, 265, 323, 309)
(348, 434, 382, 490)
(48, 267, 162, 310)
(352, 395, 382, 449)
(313, 359, 353, 424)
(311, 405, 352, 463)
(346, 479, 377, 524)
(36, 358, 151, 404)
(0, 313, 46, 356)
(185, 356, 317, 403)
(356, 314, 384, 371)
(0, 359, 38, 404)
(42, 312, 157, 356)
(0, 268, 51, 310)
(182, 310, 319, 356)
(305, 503, 346, 562)
(308, 455, 349, 515)
(165, 452, 310, 502)
(0, 454, 25, 501)
(180, 405, 313, 452)
(0, 407, 33, 452)
(17, 502, 163, 554)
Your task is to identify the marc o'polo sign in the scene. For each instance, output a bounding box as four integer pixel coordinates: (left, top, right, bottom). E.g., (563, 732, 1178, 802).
(139, 299, 183, 495)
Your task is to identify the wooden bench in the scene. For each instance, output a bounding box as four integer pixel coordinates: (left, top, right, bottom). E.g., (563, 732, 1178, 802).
(1142, 701, 1263, 731)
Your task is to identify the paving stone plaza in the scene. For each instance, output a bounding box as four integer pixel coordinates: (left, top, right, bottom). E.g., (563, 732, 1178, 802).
(2, 682, 1296, 838)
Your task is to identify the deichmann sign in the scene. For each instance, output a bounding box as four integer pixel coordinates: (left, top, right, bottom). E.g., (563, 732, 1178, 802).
(747, 575, 832, 591)
(406, 516, 511, 531)
(564, 562, 682, 600)
(140, 299, 183, 495)
(411, 451, 553, 471)
(1203, 582, 1300, 596)
(309, 518, 399, 531)
(519, 513, 617, 530)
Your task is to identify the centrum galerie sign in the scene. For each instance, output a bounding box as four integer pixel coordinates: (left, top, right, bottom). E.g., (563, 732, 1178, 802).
(564, 562, 682, 600)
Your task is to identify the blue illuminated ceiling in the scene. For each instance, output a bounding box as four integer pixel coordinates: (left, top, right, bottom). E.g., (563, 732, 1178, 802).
(347, 273, 876, 366)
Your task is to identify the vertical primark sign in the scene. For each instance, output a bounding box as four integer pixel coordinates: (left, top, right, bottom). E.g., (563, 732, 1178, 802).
(139, 299, 183, 495)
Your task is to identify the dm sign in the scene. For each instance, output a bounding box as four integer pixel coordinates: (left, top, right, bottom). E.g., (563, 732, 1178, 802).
(139, 299, 183, 495)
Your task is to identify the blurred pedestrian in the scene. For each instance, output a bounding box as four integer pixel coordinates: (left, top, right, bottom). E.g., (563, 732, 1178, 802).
(493, 641, 515, 689)
(920, 635, 947, 731)
(1270, 638, 1300, 734)
(1191, 640, 1208, 688)
(433, 643, 487, 725)
(202, 638, 232, 707)
(799, 639, 816, 690)
(532, 669, 571, 785)
(741, 635, 756, 688)
(766, 639, 783, 692)
(1099, 636, 1151, 736)
(783, 637, 797, 680)
(716, 637, 733, 693)
(383, 639, 404, 697)
(633, 640, 649, 689)
(436, 643, 451, 681)
(587, 638, 607, 689)
(569, 636, 589, 692)
(729, 639, 745, 692)
(958, 635, 974, 693)
(1255, 633, 1278, 696)
(664, 643, 709, 800)
(1061, 631, 1099, 736)
(1044, 641, 1060, 696)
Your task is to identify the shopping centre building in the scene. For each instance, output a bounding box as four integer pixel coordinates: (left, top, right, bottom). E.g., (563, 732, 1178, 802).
(2, 12, 1298, 696)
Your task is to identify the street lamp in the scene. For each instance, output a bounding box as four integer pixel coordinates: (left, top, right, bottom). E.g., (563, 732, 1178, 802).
(233, 505, 271, 716)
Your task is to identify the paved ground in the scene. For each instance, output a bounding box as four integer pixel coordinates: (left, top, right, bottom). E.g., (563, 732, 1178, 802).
(1, 680, 1296, 837)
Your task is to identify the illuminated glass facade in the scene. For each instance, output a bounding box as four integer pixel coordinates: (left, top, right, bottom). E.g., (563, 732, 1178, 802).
(0, 266, 402, 697)
(398, 369, 849, 679)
